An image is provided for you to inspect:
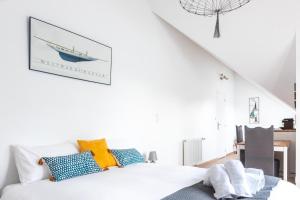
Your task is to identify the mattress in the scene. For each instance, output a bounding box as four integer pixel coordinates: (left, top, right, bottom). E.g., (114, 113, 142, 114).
(1, 163, 300, 200)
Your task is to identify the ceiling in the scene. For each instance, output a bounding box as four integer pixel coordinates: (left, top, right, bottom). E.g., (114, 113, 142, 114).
(148, 0, 297, 109)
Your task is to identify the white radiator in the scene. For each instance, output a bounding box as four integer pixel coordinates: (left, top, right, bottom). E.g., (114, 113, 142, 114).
(183, 139, 203, 166)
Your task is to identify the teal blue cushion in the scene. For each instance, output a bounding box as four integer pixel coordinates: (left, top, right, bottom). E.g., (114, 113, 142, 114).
(110, 148, 144, 167)
(43, 151, 101, 181)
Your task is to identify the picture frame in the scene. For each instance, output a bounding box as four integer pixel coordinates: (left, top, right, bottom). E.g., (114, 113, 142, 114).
(249, 97, 259, 124)
(29, 17, 112, 85)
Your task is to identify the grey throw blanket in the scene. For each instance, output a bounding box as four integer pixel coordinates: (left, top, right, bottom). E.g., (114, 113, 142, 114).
(162, 175, 279, 200)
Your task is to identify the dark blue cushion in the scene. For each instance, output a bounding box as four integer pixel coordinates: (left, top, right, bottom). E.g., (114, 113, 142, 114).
(110, 148, 144, 167)
(43, 151, 101, 181)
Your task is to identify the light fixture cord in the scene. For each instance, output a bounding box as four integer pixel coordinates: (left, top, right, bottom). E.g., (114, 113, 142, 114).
(214, 11, 220, 38)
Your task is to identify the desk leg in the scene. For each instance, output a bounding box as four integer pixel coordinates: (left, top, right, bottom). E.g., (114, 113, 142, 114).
(237, 146, 240, 160)
(283, 148, 288, 181)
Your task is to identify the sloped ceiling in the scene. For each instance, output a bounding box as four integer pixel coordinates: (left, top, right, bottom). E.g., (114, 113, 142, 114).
(148, 0, 296, 108)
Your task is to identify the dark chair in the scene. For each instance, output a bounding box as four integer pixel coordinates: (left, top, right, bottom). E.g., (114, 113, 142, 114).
(235, 125, 245, 164)
(236, 125, 244, 143)
(245, 126, 275, 176)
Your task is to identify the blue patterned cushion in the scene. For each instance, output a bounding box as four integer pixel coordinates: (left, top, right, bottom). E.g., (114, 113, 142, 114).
(110, 148, 144, 167)
(43, 151, 102, 181)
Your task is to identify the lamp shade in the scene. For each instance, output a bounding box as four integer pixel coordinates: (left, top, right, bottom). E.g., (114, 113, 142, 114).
(148, 151, 157, 163)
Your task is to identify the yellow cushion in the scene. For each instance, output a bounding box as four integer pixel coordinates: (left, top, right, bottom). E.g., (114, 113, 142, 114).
(77, 139, 117, 169)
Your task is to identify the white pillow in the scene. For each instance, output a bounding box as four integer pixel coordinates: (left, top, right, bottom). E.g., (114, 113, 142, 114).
(245, 168, 265, 194)
(224, 160, 252, 198)
(13, 142, 79, 184)
(206, 164, 236, 199)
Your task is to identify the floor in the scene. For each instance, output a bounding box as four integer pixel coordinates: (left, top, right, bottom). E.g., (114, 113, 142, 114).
(195, 153, 237, 168)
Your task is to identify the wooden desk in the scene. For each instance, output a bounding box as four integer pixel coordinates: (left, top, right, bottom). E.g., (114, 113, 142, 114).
(274, 131, 296, 180)
(274, 129, 296, 133)
(237, 140, 290, 181)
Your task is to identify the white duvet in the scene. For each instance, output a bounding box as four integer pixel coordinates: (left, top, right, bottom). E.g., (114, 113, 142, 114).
(1, 163, 300, 200)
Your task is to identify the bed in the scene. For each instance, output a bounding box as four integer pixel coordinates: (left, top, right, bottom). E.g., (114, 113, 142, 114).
(1, 163, 300, 200)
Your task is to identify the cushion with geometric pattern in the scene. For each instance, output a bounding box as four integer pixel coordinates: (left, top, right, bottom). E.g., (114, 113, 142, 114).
(110, 148, 144, 167)
(43, 151, 102, 182)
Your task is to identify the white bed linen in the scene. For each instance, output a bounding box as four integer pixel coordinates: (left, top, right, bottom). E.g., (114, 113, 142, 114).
(1, 163, 205, 200)
(1, 163, 300, 200)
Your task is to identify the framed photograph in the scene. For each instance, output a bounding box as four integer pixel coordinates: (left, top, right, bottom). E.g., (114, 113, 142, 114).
(29, 17, 112, 85)
(249, 97, 259, 124)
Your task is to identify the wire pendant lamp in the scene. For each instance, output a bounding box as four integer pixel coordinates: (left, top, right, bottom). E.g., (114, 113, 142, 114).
(179, 0, 250, 38)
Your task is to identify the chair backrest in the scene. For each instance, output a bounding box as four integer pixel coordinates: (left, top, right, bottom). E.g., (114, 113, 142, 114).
(236, 125, 244, 143)
(245, 126, 274, 176)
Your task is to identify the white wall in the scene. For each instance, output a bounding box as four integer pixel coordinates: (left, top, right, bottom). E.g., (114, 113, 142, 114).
(149, 0, 296, 108)
(235, 75, 295, 128)
(296, 31, 300, 187)
(0, 0, 236, 189)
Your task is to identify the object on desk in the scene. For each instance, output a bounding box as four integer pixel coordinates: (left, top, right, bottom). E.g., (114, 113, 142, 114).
(148, 151, 157, 163)
(281, 118, 294, 130)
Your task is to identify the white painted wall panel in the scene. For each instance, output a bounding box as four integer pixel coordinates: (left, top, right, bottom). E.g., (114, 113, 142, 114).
(0, 0, 236, 189)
